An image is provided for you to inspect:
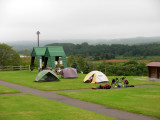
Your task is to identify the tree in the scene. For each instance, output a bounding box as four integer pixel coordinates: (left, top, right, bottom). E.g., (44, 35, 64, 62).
(67, 55, 74, 67)
(71, 59, 81, 73)
(76, 56, 85, 72)
(23, 49, 30, 56)
(83, 61, 90, 74)
(0, 44, 21, 66)
(20, 49, 31, 65)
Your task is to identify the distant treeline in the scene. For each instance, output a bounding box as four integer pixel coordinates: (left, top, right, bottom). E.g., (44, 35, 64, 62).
(67, 56, 148, 76)
(46, 42, 160, 60)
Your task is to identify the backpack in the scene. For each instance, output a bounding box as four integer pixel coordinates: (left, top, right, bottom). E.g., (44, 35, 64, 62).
(103, 84, 111, 89)
(112, 79, 115, 84)
(124, 80, 129, 84)
(97, 85, 103, 89)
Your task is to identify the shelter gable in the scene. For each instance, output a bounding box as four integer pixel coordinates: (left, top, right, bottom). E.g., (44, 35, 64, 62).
(31, 47, 47, 56)
(31, 48, 36, 56)
(45, 48, 50, 57)
(34, 47, 47, 56)
(47, 46, 66, 57)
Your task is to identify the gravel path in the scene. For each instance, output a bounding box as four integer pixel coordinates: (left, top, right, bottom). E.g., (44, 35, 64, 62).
(0, 80, 159, 120)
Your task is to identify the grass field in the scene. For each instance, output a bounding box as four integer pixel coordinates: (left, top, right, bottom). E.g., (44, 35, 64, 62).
(58, 86, 160, 119)
(0, 94, 116, 120)
(0, 70, 160, 119)
(0, 70, 160, 91)
(0, 85, 21, 94)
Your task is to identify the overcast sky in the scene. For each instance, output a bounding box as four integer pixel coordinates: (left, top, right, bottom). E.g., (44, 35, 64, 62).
(0, 0, 160, 42)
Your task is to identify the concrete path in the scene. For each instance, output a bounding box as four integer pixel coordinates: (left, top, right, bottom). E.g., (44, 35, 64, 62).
(0, 80, 159, 120)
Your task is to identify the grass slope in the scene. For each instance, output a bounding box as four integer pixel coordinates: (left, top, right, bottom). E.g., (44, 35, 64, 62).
(0, 85, 21, 94)
(0, 94, 116, 120)
(0, 70, 160, 91)
(58, 86, 160, 119)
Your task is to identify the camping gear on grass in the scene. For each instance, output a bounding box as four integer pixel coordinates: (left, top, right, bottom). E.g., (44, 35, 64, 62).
(111, 79, 116, 87)
(83, 71, 109, 83)
(118, 83, 122, 88)
(115, 77, 119, 86)
(103, 84, 111, 89)
(34, 70, 59, 82)
(97, 84, 111, 89)
(126, 85, 134, 87)
(124, 79, 129, 84)
(61, 67, 78, 78)
(92, 86, 97, 89)
(124, 79, 129, 87)
(97, 85, 103, 89)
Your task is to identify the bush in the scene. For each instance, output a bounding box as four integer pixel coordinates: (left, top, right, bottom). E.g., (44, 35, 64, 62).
(0, 44, 21, 66)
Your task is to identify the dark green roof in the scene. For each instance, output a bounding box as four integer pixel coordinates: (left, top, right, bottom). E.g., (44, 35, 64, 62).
(31, 47, 47, 56)
(45, 46, 66, 57)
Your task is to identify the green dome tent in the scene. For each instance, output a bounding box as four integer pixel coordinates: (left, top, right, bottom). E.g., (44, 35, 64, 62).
(34, 70, 59, 82)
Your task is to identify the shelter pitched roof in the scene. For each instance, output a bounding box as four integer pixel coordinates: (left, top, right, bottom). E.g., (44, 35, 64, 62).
(31, 47, 47, 56)
(146, 62, 160, 67)
(46, 46, 66, 56)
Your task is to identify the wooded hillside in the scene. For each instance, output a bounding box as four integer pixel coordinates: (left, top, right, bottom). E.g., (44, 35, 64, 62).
(46, 43, 160, 60)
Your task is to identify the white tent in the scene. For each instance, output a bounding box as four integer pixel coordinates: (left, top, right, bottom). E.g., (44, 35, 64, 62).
(83, 71, 109, 83)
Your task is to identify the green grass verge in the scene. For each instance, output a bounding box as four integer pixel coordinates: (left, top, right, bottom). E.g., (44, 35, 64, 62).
(0, 94, 116, 120)
(58, 86, 160, 119)
(0, 70, 160, 91)
(0, 85, 21, 94)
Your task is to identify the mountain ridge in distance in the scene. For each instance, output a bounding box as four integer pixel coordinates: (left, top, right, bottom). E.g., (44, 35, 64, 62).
(4, 36, 160, 51)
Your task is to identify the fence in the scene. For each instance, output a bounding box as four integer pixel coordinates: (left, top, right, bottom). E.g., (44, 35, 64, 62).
(0, 65, 30, 71)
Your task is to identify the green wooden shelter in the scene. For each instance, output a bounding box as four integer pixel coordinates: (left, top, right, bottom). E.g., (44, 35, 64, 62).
(30, 46, 67, 70)
(30, 47, 47, 70)
(44, 46, 67, 69)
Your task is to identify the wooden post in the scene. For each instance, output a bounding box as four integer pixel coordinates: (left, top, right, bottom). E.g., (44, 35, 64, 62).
(37, 31, 40, 47)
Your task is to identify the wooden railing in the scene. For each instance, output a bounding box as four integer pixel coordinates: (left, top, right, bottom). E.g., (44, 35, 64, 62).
(0, 65, 30, 71)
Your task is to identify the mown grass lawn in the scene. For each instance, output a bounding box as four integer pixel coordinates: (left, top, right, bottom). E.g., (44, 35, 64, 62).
(0, 85, 21, 94)
(0, 70, 160, 91)
(0, 70, 100, 91)
(0, 94, 116, 120)
(58, 86, 160, 119)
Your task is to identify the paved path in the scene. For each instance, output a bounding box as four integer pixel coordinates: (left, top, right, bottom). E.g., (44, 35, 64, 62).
(0, 80, 159, 120)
